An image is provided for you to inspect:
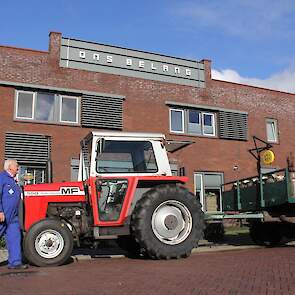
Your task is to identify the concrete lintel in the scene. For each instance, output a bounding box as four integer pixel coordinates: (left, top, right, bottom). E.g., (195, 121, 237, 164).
(0, 80, 125, 100)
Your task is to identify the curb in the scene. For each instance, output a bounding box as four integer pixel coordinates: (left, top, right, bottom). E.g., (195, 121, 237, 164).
(192, 244, 261, 254)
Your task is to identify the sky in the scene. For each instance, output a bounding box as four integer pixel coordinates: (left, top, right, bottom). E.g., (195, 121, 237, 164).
(1, 0, 295, 93)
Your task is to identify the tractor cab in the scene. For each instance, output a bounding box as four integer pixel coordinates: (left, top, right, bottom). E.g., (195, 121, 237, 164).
(78, 131, 174, 180)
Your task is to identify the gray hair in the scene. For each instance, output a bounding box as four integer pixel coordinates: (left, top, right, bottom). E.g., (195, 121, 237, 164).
(4, 159, 18, 171)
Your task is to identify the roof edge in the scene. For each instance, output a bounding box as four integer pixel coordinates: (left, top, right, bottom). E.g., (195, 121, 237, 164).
(212, 78, 295, 96)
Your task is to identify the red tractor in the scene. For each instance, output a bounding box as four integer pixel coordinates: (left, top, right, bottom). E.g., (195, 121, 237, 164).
(22, 131, 204, 266)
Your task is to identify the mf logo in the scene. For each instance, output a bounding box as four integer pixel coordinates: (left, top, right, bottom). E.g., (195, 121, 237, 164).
(60, 187, 80, 195)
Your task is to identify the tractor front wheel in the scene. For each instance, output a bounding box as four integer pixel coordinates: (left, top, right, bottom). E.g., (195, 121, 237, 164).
(131, 185, 204, 259)
(24, 219, 73, 267)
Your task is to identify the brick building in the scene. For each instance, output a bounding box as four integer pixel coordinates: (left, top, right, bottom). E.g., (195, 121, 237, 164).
(0, 32, 294, 213)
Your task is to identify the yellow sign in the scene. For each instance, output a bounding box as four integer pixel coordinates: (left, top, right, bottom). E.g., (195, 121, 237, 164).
(23, 173, 34, 181)
(261, 150, 275, 165)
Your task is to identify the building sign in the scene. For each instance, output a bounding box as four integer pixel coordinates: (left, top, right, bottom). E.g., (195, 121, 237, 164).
(60, 37, 205, 87)
(261, 150, 275, 165)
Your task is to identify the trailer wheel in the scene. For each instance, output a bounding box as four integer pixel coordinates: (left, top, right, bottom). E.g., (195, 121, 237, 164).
(250, 222, 282, 246)
(131, 185, 204, 259)
(24, 219, 73, 267)
(204, 222, 225, 243)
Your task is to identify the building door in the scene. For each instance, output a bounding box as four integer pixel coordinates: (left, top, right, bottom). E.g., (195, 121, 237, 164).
(194, 172, 223, 213)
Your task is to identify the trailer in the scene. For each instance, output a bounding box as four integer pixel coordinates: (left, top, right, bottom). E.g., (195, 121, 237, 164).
(205, 137, 295, 245)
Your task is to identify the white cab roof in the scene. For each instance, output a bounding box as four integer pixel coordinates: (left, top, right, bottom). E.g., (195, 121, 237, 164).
(88, 131, 166, 141)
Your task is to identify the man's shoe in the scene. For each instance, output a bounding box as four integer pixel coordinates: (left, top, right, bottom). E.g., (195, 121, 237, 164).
(7, 264, 28, 270)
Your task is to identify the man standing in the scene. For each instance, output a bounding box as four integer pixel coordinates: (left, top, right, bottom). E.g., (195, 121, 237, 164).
(0, 159, 27, 269)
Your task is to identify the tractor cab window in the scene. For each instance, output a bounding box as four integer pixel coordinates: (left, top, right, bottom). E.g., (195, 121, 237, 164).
(97, 179, 128, 221)
(96, 140, 158, 173)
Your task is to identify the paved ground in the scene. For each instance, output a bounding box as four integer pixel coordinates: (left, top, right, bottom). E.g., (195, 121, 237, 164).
(1, 245, 295, 295)
(0, 233, 260, 264)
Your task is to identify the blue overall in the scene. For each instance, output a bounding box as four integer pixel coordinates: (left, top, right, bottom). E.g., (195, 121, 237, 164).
(0, 171, 22, 267)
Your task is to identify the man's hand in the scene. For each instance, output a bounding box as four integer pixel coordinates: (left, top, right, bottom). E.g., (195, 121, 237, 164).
(0, 212, 5, 223)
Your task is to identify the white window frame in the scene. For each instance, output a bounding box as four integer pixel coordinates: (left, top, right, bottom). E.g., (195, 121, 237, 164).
(59, 95, 79, 124)
(15, 90, 80, 125)
(169, 108, 217, 137)
(194, 173, 205, 209)
(202, 112, 216, 136)
(170, 108, 184, 134)
(266, 118, 278, 143)
(15, 90, 36, 120)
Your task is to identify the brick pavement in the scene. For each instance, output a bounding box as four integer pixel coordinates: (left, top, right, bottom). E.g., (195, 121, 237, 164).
(1, 246, 295, 294)
(0, 237, 255, 265)
(0, 233, 282, 265)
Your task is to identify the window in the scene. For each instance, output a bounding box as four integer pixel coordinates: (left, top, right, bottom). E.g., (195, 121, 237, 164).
(170, 109, 184, 133)
(167, 102, 248, 141)
(15, 90, 79, 125)
(60, 96, 79, 123)
(203, 113, 215, 136)
(18, 166, 46, 185)
(16, 91, 34, 119)
(266, 119, 278, 143)
(5, 132, 51, 182)
(96, 140, 158, 173)
(170, 108, 216, 137)
(35, 93, 56, 121)
(188, 110, 201, 134)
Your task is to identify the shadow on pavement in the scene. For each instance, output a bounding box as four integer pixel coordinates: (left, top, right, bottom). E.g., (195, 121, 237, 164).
(204, 232, 295, 249)
(72, 240, 128, 258)
(215, 232, 255, 246)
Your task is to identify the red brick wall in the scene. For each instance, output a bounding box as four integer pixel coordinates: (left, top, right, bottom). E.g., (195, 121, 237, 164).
(0, 32, 295, 191)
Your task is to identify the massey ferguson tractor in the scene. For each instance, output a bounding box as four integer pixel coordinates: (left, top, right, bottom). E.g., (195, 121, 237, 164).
(22, 131, 204, 266)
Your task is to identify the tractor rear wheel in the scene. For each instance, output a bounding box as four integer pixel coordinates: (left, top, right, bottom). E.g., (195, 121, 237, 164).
(131, 185, 204, 259)
(24, 219, 73, 267)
